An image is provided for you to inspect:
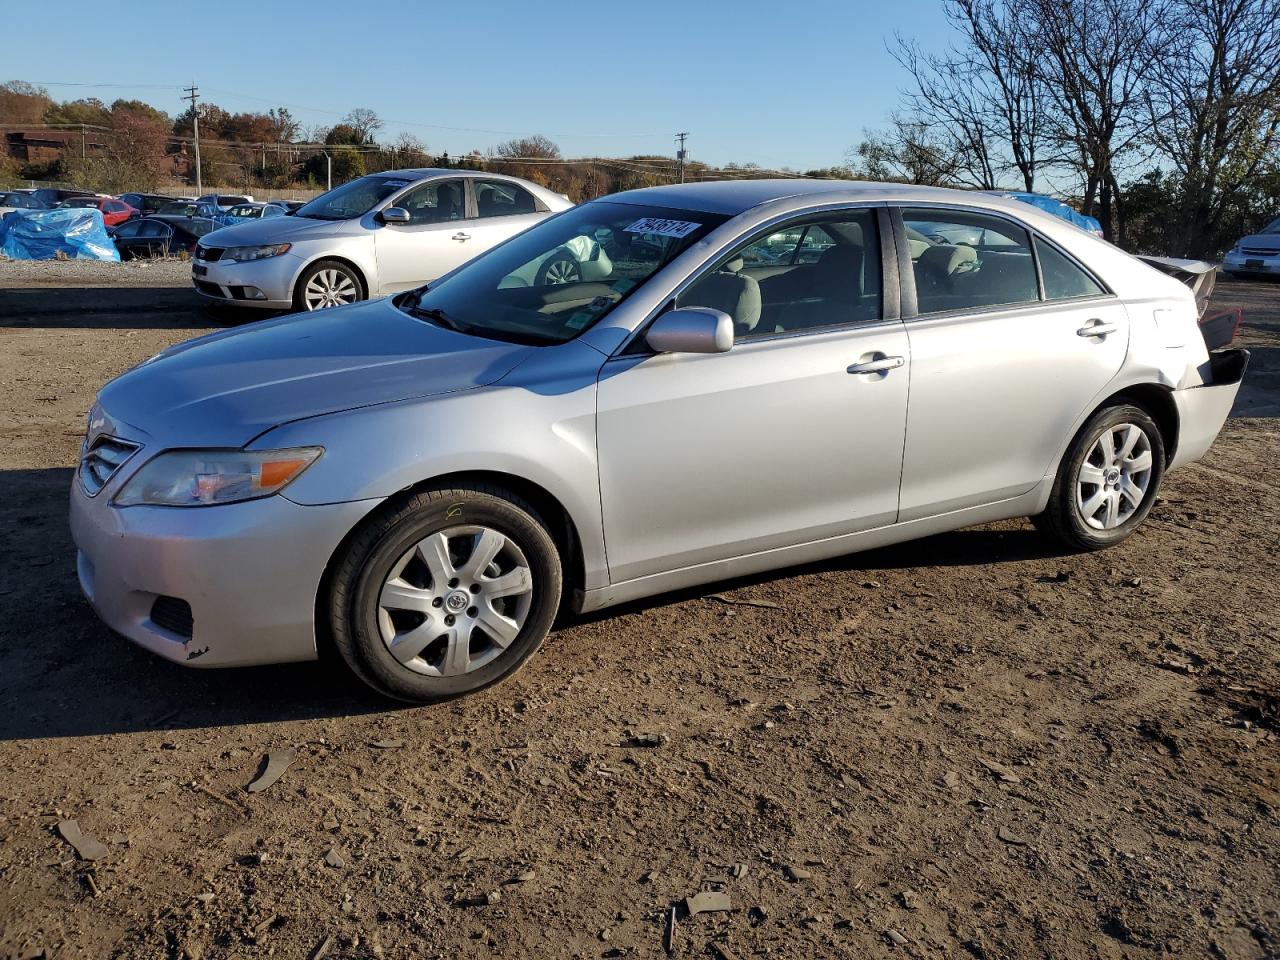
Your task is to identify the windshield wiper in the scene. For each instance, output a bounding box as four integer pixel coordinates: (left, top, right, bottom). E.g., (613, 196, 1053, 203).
(405, 303, 472, 334)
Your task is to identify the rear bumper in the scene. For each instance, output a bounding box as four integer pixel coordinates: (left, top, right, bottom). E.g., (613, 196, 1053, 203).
(1168, 349, 1249, 471)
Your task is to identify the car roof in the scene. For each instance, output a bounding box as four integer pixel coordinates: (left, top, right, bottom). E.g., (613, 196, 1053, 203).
(594, 178, 1051, 217)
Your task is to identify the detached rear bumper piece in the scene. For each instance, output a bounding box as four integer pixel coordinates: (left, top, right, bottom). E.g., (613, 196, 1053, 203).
(1168, 349, 1249, 471)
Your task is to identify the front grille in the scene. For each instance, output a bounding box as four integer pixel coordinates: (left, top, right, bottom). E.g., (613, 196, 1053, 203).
(194, 279, 224, 297)
(1240, 246, 1279, 257)
(196, 245, 225, 262)
(150, 596, 194, 638)
(79, 434, 140, 496)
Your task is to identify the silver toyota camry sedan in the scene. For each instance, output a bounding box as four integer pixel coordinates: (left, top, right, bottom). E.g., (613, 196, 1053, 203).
(72, 180, 1248, 702)
(191, 170, 572, 312)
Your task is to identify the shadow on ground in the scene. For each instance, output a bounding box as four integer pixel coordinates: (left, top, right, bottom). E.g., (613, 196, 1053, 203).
(0, 465, 1070, 742)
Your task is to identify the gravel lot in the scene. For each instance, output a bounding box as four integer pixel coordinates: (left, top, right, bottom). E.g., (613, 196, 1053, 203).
(0, 260, 1277, 960)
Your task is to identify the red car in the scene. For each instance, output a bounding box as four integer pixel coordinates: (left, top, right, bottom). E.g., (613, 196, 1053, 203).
(59, 195, 138, 228)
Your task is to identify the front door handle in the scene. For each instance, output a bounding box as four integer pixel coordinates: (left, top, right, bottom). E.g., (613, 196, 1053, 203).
(1077, 319, 1118, 338)
(847, 355, 905, 375)
(452, 232, 471, 242)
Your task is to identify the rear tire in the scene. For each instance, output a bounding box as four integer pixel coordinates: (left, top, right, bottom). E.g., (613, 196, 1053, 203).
(1035, 402, 1165, 551)
(328, 484, 562, 703)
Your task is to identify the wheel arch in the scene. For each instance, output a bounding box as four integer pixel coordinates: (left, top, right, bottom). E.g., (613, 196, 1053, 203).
(294, 255, 370, 305)
(1107, 383, 1179, 465)
(314, 469, 587, 660)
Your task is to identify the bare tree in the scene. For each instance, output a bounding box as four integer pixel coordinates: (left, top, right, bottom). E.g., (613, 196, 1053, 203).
(494, 135, 561, 160)
(1021, 0, 1171, 240)
(849, 117, 964, 185)
(1146, 0, 1280, 256)
(342, 107, 383, 144)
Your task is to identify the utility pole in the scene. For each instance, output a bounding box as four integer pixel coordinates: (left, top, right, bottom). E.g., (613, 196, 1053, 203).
(675, 131, 689, 184)
(183, 84, 202, 196)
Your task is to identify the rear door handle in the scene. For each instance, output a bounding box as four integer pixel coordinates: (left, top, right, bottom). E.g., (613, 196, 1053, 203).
(1077, 320, 1118, 338)
(452, 232, 471, 242)
(847, 355, 905, 374)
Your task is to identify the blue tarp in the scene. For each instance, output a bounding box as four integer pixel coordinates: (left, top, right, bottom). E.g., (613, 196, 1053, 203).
(0, 207, 120, 261)
(998, 191, 1104, 236)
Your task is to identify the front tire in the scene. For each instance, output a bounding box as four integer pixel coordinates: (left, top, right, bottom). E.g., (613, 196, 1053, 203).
(295, 260, 365, 312)
(1035, 402, 1165, 551)
(328, 485, 562, 702)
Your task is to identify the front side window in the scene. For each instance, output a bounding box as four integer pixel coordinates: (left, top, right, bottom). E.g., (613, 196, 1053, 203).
(398, 202, 727, 345)
(903, 209, 1039, 315)
(1036, 238, 1105, 300)
(475, 179, 537, 218)
(677, 211, 881, 340)
(396, 180, 465, 224)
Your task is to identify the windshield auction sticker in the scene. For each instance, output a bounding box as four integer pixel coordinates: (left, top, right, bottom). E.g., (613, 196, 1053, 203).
(623, 218, 702, 238)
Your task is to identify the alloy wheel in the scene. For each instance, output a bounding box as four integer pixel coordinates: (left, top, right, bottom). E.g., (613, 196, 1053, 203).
(543, 257, 580, 284)
(303, 269, 359, 310)
(376, 525, 534, 677)
(1075, 423, 1154, 530)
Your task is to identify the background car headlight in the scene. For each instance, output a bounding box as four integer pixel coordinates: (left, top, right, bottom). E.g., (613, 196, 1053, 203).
(114, 447, 322, 506)
(223, 243, 291, 263)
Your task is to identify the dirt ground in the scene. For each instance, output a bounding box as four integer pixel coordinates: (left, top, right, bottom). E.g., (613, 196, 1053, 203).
(0, 260, 1276, 960)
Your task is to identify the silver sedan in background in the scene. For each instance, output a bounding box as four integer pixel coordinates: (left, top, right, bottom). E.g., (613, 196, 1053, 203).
(191, 169, 572, 311)
(73, 180, 1247, 702)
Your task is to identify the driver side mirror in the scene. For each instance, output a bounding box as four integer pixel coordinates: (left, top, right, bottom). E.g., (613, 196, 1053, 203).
(645, 307, 734, 354)
(380, 206, 411, 224)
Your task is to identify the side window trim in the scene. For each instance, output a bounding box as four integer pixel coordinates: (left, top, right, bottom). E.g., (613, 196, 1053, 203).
(893, 203, 1115, 322)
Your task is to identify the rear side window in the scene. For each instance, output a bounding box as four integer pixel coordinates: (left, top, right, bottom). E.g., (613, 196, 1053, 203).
(903, 209, 1039, 315)
(474, 179, 537, 217)
(1036, 238, 1105, 300)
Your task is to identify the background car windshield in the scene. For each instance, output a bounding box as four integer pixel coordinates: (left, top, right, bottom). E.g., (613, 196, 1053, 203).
(296, 176, 407, 221)
(1261, 218, 1280, 234)
(402, 202, 727, 345)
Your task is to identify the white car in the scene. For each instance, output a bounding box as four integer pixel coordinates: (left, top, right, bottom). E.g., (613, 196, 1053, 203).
(192, 170, 572, 311)
(1222, 216, 1280, 277)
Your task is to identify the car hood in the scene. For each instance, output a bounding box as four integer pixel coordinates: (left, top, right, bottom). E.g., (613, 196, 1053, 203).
(1236, 233, 1280, 252)
(201, 214, 358, 247)
(97, 297, 534, 448)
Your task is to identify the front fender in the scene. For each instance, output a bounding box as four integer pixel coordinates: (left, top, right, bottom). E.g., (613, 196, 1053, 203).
(251, 341, 609, 589)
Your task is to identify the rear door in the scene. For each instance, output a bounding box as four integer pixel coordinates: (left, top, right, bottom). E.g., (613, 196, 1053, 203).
(453, 179, 549, 259)
(372, 178, 471, 293)
(894, 206, 1129, 521)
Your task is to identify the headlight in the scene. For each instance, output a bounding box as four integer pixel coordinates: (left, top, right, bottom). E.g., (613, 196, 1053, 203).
(223, 243, 291, 263)
(114, 447, 322, 506)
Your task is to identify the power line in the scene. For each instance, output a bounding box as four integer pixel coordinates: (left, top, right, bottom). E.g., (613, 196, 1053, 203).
(675, 132, 689, 184)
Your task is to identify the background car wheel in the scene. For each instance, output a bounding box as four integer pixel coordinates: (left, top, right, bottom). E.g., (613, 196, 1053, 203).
(536, 250, 581, 285)
(295, 260, 364, 311)
(328, 484, 562, 702)
(1034, 401, 1165, 551)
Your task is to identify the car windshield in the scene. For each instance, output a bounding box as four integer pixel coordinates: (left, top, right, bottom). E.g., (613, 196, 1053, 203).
(63, 197, 100, 208)
(295, 175, 412, 221)
(398, 202, 728, 346)
(227, 205, 259, 217)
(1261, 217, 1280, 235)
(158, 202, 196, 215)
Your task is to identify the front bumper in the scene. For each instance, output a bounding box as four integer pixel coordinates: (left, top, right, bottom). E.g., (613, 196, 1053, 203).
(191, 253, 299, 309)
(1222, 251, 1280, 276)
(1168, 348, 1250, 471)
(70, 476, 380, 668)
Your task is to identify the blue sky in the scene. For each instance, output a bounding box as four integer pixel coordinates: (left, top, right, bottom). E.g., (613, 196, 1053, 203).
(3, 0, 954, 170)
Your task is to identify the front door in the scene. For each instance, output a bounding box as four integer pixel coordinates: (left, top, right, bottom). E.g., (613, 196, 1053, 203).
(596, 208, 911, 584)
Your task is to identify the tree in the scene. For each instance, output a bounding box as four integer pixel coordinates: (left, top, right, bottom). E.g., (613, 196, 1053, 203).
(1146, 0, 1280, 256)
(849, 118, 963, 185)
(494, 135, 561, 160)
(343, 108, 383, 144)
(325, 123, 365, 147)
(0, 81, 52, 125)
(1021, 0, 1171, 241)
